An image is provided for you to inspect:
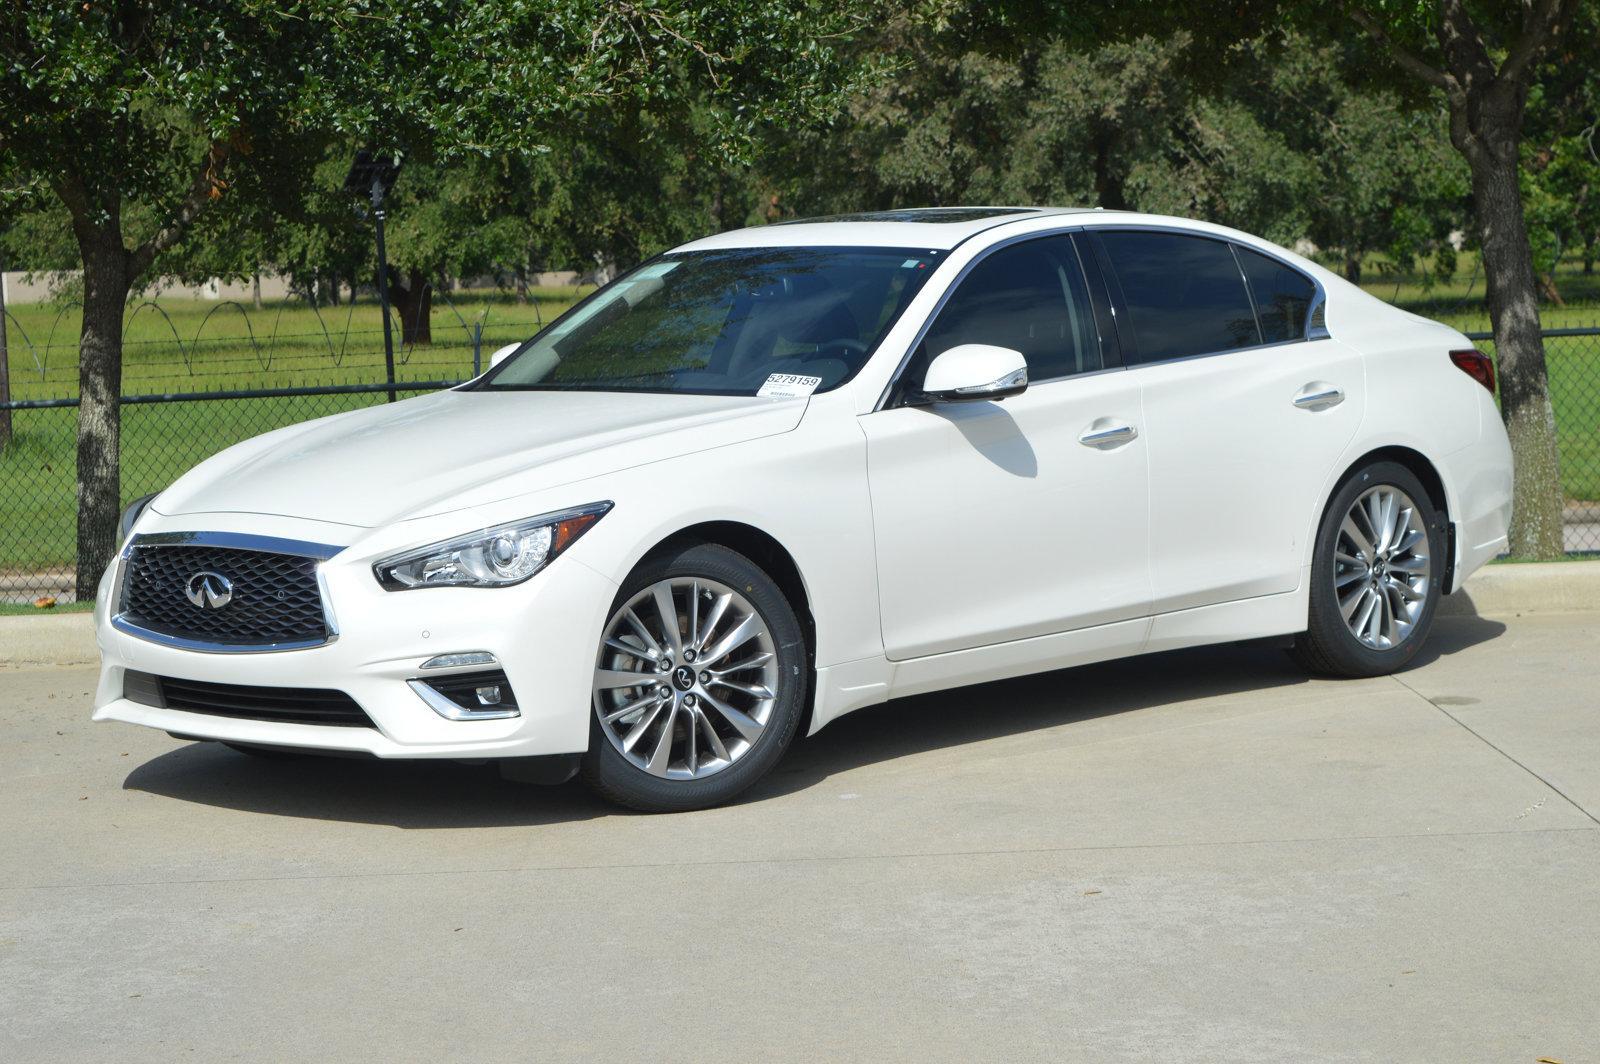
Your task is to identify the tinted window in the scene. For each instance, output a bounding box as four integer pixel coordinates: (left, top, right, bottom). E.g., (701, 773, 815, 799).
(483, 247, 939, 395)
(921, 237, 1103, 382)
(1236, 246, 1316, 343)
(1099, 232, 1260, 363)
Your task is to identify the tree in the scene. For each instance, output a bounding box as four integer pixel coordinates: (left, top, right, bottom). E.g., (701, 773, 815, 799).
(1333, 0, 1586, 558)
(0, 1, 876, 598)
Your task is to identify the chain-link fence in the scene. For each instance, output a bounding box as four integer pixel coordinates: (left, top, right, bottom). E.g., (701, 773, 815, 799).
(2, 327, 1598, 604)
(1464, 328, 1600, 556)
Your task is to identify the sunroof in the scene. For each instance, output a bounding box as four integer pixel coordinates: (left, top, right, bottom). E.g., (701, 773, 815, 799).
(775, 207, 1043, 226)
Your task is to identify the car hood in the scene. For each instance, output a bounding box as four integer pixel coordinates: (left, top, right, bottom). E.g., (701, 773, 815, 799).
(154, 388, 806, 528)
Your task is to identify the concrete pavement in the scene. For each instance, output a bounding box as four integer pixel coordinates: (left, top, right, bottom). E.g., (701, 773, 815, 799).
(3, 612, 1597, 1062)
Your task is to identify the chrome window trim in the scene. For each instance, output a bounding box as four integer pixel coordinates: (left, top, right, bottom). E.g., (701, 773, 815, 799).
(873, 225, 1097, 411)
(1086, 224, 1331, 361)
(111, 531, 346, 654)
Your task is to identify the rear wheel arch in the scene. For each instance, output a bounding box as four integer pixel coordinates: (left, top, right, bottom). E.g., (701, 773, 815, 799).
(1323, 446, 1455, 591)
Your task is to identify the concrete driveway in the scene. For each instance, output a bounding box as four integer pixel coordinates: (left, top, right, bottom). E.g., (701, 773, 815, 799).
(3, 611, 1597, 1063)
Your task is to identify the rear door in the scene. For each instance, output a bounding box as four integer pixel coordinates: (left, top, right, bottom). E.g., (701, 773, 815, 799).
(1091, 229, 1364, 614)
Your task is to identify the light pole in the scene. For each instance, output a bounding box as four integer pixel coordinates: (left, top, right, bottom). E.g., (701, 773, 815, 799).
(344, 151, 403, 402)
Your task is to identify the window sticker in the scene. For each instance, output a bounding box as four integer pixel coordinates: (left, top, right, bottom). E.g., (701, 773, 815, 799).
(757, 373, 823, 399)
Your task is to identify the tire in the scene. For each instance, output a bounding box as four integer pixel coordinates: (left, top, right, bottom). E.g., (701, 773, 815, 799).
(1291, 460, 1446, 678)
(580, 542, 808, 812)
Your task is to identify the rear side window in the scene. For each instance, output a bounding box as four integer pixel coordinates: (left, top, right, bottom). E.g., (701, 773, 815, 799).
(921, 236, 1103, 382)
(1098, 231, 1261, 363)
(1235, 246, 1316, 343)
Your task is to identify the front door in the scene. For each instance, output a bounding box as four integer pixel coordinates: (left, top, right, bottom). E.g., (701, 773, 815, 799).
(861, 234, 1152, 660)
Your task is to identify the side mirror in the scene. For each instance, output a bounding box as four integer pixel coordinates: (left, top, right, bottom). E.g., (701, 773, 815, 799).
(918, 344, 1029, 403)
(488, 342, 521, 370)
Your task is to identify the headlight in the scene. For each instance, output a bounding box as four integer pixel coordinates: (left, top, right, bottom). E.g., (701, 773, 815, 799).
(373, 502, 612, 590)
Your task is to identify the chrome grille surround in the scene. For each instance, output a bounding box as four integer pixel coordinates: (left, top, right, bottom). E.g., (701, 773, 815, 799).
(112, 531, 344, 653)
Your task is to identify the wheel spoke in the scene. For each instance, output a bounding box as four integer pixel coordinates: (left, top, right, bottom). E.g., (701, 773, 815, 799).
(1340, 516, 1374, 559)
(709, 676, 774, 700)
(652, 583, 683, 659)
(1389, 555, 1428, 572)
(621, 702, 667, 753)
(646, 704, 677, 775)
(1335, 567, 1367, 589)
(603, 691, 661, 724)
(711, 651, 774, 675)
(1387, 575, 1424, 602)
(1393, 527, 1425, 555)
(621, 608, 662, 658)
(595, 668, 658, 691)
(702, 693, 764, 743)
(1352, 588, 1380, 637)
(695, 707, 730, 762)
(1377, 582, 1396, 645)
(1339, 585, 1368, 622)
(701, 613, 760, 667)
(694, 592, 732, 654)
(604, 635, 650, 658)
(683, 706, 698, 776)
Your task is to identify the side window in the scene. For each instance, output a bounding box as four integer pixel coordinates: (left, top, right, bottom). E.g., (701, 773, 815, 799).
(1235, 245, 1316, 343)
(921, 236, 1103, 383)
(1098, 231, 1261, 363)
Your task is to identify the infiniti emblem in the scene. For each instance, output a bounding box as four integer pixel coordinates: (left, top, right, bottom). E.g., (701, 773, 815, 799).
(184, 571, 234, 609)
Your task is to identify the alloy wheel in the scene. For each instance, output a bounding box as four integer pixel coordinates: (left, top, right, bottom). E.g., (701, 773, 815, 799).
(593, 578, 780, 780)
(1334, 485, 1431, 651)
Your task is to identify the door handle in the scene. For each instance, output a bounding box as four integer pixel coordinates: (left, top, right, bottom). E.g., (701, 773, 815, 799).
(1078, 420, 1138, 449)
(1293, 383, 1344, 411)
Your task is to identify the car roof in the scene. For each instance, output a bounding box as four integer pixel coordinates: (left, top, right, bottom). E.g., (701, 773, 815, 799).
(673, 206, 1106, 252)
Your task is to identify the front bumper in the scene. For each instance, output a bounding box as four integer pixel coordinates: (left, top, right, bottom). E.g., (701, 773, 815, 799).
(91, 526, 619, 759)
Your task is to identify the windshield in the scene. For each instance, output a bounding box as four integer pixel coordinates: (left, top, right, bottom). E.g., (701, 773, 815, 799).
(478, 246, 943, 396)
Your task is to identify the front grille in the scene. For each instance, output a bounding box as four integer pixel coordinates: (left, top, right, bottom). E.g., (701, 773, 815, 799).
(120, 545, 328, 647)
(123, 670, 374, 727)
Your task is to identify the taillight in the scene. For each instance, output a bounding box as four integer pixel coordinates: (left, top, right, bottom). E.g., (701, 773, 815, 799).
(1449, 349, 1495, 394)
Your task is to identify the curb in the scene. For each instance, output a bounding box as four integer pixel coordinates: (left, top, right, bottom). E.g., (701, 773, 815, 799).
(1, 562, 1597, 669)
(1439, 560, 1600, 618)
(0, 612, 99, 668)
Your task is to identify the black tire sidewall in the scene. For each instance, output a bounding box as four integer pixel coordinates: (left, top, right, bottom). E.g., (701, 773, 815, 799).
(580, 542, 807, 812)
(1304, 461, 1445, 676)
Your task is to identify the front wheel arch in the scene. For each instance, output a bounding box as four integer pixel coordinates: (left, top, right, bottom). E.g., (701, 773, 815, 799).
(645, 521, 817, 732)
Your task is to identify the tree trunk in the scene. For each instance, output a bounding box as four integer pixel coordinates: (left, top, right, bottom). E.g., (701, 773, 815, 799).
(1467, 141, 1565, 557)
(327, 272, 340, 307)
(514, 264, 529, 304)
(73, 224, 131, 599)
(1344, 254, 1363, 285)
(389, 268, 433, 345)
(1091, 127, 1128, 211)
(251, 273, 263, 310)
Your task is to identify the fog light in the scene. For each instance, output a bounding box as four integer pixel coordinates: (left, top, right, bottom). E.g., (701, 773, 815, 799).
(407, 669, 520, 721)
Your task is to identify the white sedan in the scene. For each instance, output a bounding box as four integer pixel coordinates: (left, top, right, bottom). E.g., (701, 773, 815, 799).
(94, 207, 1513, 811)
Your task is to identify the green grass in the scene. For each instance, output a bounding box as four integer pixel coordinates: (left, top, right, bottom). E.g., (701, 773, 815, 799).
(2, 286, 591, 401)
(0, 599, 94, 616)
